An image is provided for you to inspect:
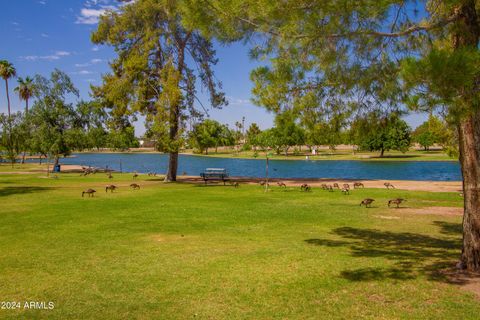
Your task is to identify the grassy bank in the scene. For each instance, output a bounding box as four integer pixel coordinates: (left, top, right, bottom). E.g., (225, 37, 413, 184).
(0, 167, 477, 319)
(184, 149, 455, 161)
(29, 148, 455, 162)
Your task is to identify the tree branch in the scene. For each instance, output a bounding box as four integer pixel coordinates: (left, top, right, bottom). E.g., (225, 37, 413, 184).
(205, 0, 461, 40)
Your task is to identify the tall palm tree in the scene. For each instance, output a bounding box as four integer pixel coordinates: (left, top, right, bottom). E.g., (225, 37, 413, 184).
(0, 60, 17, 116)
(14, 76, 34, 113)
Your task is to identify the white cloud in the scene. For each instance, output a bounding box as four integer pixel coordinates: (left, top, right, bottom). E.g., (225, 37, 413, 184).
(76, 5, 116, 25)
(85, 0, 112, 6)
(38, 0, 46, 5)
(55, 51, 71, 56)
(74, 58, 104, 68)
(227, 96, 252, 106)
(75, 63, 91, 68)
(72, 70, 95, 75)
(22, 55, 58, 61)
(92, 46, 100, 52)
(41, 33, 50, 38)
(20, 50, 71, 62)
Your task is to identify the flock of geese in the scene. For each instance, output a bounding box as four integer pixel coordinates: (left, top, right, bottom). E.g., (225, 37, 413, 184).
(258, 180, 405, 208)
(81, 168, 143, 198)
(79, 167, 406, 208)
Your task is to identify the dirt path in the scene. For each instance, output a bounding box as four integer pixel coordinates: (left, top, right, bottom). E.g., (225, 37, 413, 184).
(0, 165, 93, 175)
(177, 176, 462, 193)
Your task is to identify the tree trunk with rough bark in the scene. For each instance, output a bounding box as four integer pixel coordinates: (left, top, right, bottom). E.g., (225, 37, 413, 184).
(5, 79, 11, 117)
(454, 0, 480, 271)
(165, 151, 179, 182)
(165, 102, 180, 182)
(164, 36, 188, 182)
(458, 110, 480, 271)
(46, 157, 50, 177)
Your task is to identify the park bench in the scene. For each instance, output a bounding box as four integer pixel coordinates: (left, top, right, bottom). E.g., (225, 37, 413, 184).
(200, 168, 230, 185)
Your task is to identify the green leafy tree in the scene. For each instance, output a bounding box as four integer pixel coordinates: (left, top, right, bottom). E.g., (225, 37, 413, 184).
(76, 100, 109, 150)
(255, 128, 281, 154)
(246, 122, 262, 149)
(351, 112, 411, 157)
(14, 76, 34, 113)
(29, 70, 80, 171)
(0, 112, 28, 166)
(190, 119, 224, 154)
(272, 111, 305, 156)
(107, 126, 139, 151)
(218, 124, 235, 150)
(92, 0, 226, 181)
(307, 121, 347, 152)
(413, 115, 447, 151)
(0, 60, 16, 116)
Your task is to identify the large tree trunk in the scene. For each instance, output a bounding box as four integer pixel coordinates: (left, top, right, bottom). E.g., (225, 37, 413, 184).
(379, 148, 385, 157)
(165, 151, 179, 182)
(165, 103, 180, 182)
(458, 110, 480, 271)
(454, 0, 480, 271)
(5, 79, 11, 117)
(164, 34, 189, 182)
(46, 157, 50, 177)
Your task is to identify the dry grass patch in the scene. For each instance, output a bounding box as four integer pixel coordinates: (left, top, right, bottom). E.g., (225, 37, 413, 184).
(398, 206, 462, 216)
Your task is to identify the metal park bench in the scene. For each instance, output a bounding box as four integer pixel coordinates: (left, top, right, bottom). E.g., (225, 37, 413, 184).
(200, 168, 230, 185)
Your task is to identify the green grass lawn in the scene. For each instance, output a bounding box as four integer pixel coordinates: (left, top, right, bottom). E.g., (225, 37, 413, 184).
(184, 149, 455, 162)
(0, 168, 477, 319)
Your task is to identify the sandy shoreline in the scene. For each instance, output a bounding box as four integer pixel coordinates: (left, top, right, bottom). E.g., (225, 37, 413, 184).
(176, 176, 462, 193)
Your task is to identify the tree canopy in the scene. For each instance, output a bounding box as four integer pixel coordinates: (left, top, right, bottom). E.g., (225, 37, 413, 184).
(29, 70, 80, 167)
(351, 112, 412, 157)
(412, 115, 448, 151)
(190, 119, 234, 154)
(92, 0, 227, 180)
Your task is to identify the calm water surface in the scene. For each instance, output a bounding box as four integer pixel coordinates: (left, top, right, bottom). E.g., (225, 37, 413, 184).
(59, 153, 461, 181)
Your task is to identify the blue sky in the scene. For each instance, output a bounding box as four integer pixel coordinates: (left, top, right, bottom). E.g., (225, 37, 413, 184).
(0, 0, 425, 136)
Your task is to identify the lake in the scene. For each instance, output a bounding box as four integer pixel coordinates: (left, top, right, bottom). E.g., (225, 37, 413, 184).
(59, 153, 462, 181)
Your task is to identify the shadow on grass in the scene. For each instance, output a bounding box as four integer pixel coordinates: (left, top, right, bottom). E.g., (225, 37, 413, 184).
(434, 221, 463, 236)
(0, 186, 54, 197)
(305, 225, 461, 283)
(192, 183, 237, 188)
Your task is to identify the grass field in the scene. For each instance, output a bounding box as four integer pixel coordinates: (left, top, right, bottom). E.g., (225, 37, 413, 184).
(0, 167, 478, 319)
